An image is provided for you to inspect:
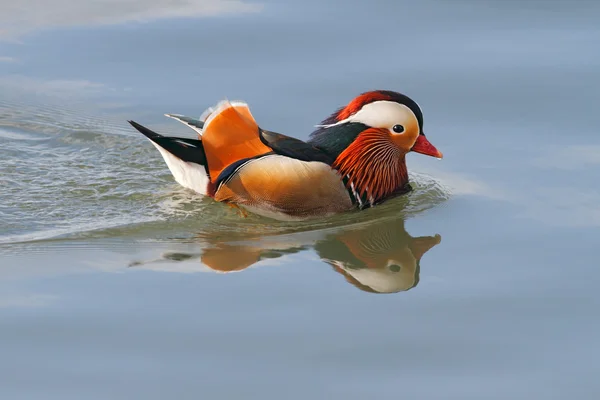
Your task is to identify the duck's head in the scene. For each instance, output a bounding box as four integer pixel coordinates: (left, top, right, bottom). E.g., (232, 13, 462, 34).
(310, 90, 442, 159)
(309, 90, 442, 204)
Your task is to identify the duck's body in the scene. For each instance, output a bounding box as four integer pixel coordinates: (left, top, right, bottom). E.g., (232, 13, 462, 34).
(128, 90, 442, 221)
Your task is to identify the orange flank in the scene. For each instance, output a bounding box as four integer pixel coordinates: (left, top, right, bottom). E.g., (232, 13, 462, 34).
(214, 155, 354, 218)
(201, 102, 273, 183)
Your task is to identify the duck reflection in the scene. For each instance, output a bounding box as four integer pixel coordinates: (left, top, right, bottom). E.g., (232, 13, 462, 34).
(198, 243, 307, 273)
(314, 220, 440, 293)
(137, 216, 441, 294)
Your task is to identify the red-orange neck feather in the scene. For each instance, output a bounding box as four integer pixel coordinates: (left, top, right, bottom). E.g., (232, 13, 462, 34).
(333, 128, 408, 205)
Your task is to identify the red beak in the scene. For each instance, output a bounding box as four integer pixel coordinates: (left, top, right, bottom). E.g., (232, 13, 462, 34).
(411, 135, 443, 159)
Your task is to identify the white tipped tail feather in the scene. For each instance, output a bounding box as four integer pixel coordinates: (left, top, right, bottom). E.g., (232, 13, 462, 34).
(128, 120, 209, 196)
(149, 142, 209, 195)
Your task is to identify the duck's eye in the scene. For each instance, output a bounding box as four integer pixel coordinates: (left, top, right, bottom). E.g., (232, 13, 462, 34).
(389, 264, 402, 272)
(392, 125, 405, 133)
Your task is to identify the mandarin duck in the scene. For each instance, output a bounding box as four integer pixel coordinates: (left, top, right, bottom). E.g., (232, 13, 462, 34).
(128, 90, 442, 221)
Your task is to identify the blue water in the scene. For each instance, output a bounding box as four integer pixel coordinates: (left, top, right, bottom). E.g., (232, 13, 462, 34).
(1, 1, 600, 399)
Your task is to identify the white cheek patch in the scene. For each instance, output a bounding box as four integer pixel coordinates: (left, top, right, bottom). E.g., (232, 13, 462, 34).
(317, 101, 418, 130)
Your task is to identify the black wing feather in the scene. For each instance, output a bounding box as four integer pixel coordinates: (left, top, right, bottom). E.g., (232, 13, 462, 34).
(128, 120, 207, 166)
(258, 128, 335, 165)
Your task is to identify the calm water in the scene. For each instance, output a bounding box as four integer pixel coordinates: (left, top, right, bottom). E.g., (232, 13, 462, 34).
(1, 1, 600, 399)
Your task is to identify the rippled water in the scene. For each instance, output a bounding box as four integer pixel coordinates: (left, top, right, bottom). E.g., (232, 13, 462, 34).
(1, 1, 600, 399)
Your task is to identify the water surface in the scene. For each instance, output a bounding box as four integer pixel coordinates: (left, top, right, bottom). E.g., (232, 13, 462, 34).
(1, 1, 600, 399)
